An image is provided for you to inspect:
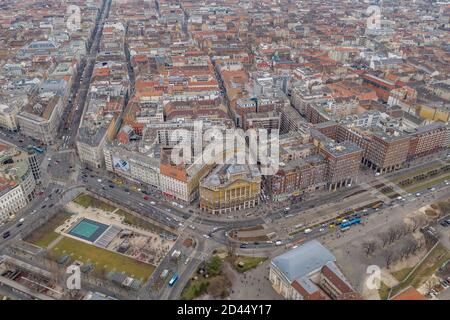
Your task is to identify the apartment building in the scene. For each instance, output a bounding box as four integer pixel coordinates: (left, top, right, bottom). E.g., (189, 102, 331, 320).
(16, 92, 64, 145)
(0, 103, 20, 131)
(103, 142, 160, 188)
(319, 141, 362, 191)
(159, 148, 212, 204)
(266, 155, 327, 201)
(0, 143, 37, 223)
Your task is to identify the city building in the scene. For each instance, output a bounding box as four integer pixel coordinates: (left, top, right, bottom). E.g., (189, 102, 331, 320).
(270, 240, 359, 300)
(0, 142, 37, 223)
(199, 163, 261, 214)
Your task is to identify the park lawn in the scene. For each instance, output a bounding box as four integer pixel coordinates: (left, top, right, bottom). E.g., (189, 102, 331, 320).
(391, 267, 413, 282)
(409, 244, 450, 288)
(378, 281, 391, 300)
(32, 231, 61, 248)
(115, 209, 165, 233)
(73, 193, 116, 212)
(233, 256, 267, 273)
(391, 244, 450, 297)
(25, 212, 70, 248)
(50, 236, 154, 281)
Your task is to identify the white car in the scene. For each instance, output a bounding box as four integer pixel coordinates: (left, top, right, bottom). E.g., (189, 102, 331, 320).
(19, 218, 25, 223)
(150, 201, 155, 205)
(319, 228, 325, 232)
(275, 241, 282, 246)
(304, 228, 312, 234)
(189, 225, 196, 230)
(203, 234, 210, 239)
(97, 179, 102, 183)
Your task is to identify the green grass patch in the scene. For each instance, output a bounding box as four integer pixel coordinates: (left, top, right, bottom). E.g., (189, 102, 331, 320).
(49, 236, 154, 280)
(390, 244, 450, 297)
(391, 267, 413, 282)
(233, 256, 267, 273)
(181, 278, 209, 300)
(378, 281, 391, 300)
(115, 209, 165, 233)
(24, 212, 70, 248)
(73, 193, 116, 212)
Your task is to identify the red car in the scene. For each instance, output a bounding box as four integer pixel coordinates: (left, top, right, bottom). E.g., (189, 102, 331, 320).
(143, 196, 149, 200)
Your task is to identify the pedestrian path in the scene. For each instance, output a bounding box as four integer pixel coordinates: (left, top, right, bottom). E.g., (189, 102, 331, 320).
(359, 181, 392, 203)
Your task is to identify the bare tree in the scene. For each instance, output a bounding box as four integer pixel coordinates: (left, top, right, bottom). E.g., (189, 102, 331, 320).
(385, 251, 395, 269)
(379, 232, 390, 248)
(362, 241, 377, 257)
(387, 228, 397, 245)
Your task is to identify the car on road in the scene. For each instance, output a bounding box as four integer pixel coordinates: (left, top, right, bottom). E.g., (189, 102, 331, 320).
(2, 231, 10, 239)
(97, 179, 102, 183)
(30, 210, 36, 215)
(143, 196, 149, 200)
(239, 244, 247, 248)
(189, 225, 196, 230)
(440, 221, 449, 227)
(184, 258, 191, 265)
(41, 205, 46, 209)
(275, 241, 282, 246)
(150, 201, 155, 205)
(109, 185, 114, 188)
(16, 222, 23, 228)
(304, 228, 312, 234)
(203, 234, 210, 239)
